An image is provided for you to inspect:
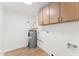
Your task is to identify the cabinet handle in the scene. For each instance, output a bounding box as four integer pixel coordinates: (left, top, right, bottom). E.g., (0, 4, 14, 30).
(58, 17, 60, 22)
(41, 20, 43, 25)
(59, 17, 63, 22)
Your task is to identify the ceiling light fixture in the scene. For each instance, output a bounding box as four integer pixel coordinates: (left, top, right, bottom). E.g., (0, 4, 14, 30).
(24, 2, 32, 5)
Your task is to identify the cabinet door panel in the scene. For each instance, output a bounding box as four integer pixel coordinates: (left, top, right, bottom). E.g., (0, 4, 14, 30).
(49, 3, 60, 24)
(42, 6, 50, 25)
(38, 8, 43, 25)
(73, 2, 78, 20)
(78, 3, 79, 19)
(61, 2, 78, 22)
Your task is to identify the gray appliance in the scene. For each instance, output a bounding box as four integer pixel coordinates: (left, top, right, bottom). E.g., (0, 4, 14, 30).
(28, 30, 37, 48)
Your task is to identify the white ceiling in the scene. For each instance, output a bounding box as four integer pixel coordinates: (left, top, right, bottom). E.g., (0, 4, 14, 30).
(3, 2, 49, 16)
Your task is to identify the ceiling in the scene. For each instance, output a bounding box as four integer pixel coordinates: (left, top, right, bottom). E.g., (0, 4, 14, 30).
(2, 2, 49, 16)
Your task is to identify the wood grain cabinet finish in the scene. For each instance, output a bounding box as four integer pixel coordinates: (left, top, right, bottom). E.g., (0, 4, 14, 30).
(78, 3, 79, 19)
(49, 2, 60, 24)
(60, 2, 79, 22)
(73, 2, 79, 20)
(38, 2, 79, 26)
(42, 6, 50, 25)
(38, 8, 43, 25)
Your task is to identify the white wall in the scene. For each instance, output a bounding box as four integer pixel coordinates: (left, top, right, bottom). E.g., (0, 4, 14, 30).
(2, 9, 36, 52)
(0, 3, 3, 53)
(37, 21, 79, 56)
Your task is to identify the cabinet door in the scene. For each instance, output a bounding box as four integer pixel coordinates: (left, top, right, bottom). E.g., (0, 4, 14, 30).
(61, 2, 78, 22)
(42, 6, 50, 25)
(78, 3, 79, 19)
(49, 2, 60, 24)
(38, 8, 43, 25)
(73, 2, 78, 20)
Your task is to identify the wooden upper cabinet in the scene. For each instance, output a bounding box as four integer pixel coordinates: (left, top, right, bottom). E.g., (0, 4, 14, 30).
(61, 2, 78, 22)
(38, 8, 43, 25)
(49, 2, 60, 24)
(38, 2, 79, 26)
(42, 6, 50, 25)
(74, 2, 79, 20)
(78, 3, 79, 19)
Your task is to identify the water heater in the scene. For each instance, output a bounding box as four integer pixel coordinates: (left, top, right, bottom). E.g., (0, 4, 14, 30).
(28, 30, 37, 48)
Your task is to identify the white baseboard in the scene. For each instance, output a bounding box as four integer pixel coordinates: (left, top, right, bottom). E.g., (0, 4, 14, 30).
(38, 44, 50, 56)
